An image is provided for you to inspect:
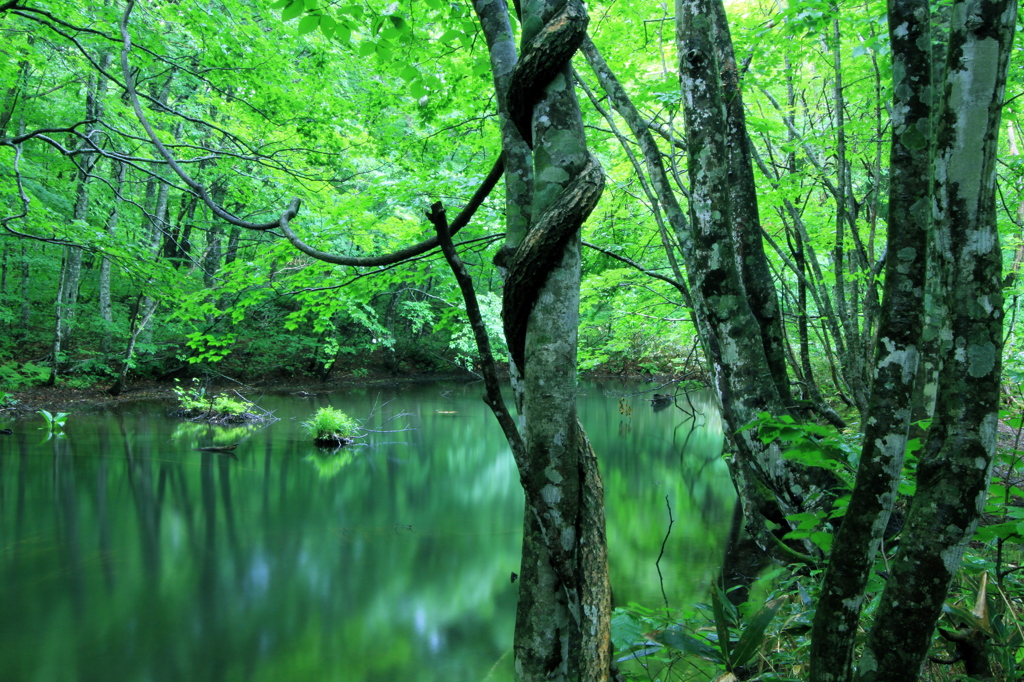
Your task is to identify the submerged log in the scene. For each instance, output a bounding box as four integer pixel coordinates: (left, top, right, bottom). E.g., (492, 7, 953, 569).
(313, 435, 355, 448)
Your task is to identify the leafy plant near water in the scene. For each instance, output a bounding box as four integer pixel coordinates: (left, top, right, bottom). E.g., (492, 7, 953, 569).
(37, 409, 69, 434)
(301, 406, 358, 444)
(656, 585, 783, 674)
(615, 408, 1024, 679)
(613, 577, 806, 680)
(173, 378, 249, 416)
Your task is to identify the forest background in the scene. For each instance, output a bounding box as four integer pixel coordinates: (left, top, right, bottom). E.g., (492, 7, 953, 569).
(1, 0, 1023, 678)
(0, 0, 951, 395)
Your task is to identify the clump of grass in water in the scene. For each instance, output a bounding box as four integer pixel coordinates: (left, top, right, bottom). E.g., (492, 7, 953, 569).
(172, 378, 268, 424)
(301, 406, 358, 447)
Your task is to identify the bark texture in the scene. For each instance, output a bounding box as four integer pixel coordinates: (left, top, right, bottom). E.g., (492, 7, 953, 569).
(476, 0, 614, 679)
(857, 0, 1014, 676)
(474, 0, 533, 251)
(676, 0, 840, 561)
(808, 0, 932, 676)
(707, 0, 794, 412)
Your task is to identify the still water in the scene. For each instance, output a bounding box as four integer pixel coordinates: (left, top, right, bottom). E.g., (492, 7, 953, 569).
(0, 380, 733, 681)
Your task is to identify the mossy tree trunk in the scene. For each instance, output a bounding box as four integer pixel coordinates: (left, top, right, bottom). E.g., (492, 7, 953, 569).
(855, 0, 1014, 676)
(808, 0, 933, 675)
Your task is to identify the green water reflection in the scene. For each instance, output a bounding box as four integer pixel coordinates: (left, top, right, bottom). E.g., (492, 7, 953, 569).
(0, 381, 732, 681)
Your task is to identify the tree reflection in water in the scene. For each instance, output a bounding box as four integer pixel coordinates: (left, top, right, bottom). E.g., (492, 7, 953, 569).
(0, 381, 731, 681)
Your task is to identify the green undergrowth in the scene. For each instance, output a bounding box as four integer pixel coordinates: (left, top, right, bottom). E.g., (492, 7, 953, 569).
(612, 410, 1024, 680)
(300, 406, 359, 446)
(172, 378, 270, 424)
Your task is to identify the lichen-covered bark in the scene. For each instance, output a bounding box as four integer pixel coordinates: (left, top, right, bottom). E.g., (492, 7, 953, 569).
(507, 0, 611, 679)
(808, 0, 932, 677)
(856, 0, 1014, 677)
(676, 0, 839, 552)
(474, 0, 532, 251)
(707, 0, 794, 412)
(676, 0, 781, 447)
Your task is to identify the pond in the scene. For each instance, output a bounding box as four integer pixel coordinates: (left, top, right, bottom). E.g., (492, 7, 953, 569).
(0, 380, 734, 681)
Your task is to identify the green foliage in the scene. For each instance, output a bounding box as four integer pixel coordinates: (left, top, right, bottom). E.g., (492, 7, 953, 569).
(0, 362, 50, 389)
(742, 412, 859, 474)
(300, 406, 359, 441)
(172, 379, 249, 416)
(654, 586, 783, 673)
(613, 575, 811, 680)
(37, 409, 69, 434)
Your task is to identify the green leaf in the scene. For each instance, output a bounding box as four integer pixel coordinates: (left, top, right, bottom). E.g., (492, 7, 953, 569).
(610, 611, 644, 648)
(358, 41, 377, 56)
(732, 600, 782, 667)
(319, 14, 336, 36)
(269, 0, 290, 8)
(399, 64, 419, 81)
(281, 0, 304, 22)
(654, 625, 723, 662)
(439, 29, 462, 43)
(297, 14, 320, 35)
(710, 584, 732, 666)
(809, 530, 833, 552)
(472, 57, 490, 77)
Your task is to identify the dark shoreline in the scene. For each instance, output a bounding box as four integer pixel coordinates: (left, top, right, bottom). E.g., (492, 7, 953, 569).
(0, 371, 686, 418)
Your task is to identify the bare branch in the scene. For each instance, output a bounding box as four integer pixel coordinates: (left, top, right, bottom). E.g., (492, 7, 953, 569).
(277, 153, 505, 267)
(428, 201, 526, 465)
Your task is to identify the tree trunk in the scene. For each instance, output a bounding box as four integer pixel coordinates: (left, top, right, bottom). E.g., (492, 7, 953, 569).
(480, 0, 614, 678)
(99, 161, 125, 355)
(49, 244, 83, 385)
(49, 56, 111, 384)
(224, 225, 240, 266)
(108, 295, 158, 397)
(708, 0, 795, 412)
(857, 0, 1014, 675)
(808, 0, 933, 675)
(676, 0, 840, 561)
(18, 244, 29, 337)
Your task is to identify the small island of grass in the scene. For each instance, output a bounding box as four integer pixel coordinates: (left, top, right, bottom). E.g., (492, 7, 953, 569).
(301, 406, 358, 448)
(172, 379, 274, 425)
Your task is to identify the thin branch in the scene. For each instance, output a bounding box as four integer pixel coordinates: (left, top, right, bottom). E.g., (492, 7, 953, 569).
(1, 143, 82, 246)
(428, 201, 526, 466)
(655, 495, 674, 614)
(581, 240, 687, 293)
(277, 154, 505, 267)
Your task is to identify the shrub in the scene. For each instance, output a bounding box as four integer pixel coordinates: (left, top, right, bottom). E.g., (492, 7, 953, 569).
(301, 406, 358, 447)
